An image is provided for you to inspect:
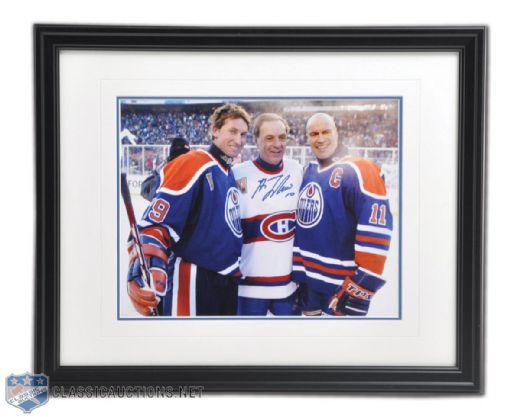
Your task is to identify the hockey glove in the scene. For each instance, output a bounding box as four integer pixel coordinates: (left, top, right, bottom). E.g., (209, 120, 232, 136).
(127, 239, 169, 316)
(140, 172, 160, 202)
(328, 272, 385, 316)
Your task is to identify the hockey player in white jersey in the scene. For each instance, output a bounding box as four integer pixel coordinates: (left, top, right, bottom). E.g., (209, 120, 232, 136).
(232, 113, 303, 315)
(293, 113, 393, 316)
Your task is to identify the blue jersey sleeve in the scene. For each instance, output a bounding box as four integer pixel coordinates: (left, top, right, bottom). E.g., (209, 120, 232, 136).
(341, 159, 393, 291)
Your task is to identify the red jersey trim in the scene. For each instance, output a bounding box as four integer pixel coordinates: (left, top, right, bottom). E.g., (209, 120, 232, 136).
(253, 159, 284, 175)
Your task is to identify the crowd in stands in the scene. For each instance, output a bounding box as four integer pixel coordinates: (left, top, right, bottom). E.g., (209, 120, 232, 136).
(121, 107, 398, 177)
(121, 109, 398, 148)
(121, 111, 211, 145)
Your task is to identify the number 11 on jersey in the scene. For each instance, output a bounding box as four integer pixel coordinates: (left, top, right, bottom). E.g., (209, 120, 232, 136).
(369, 203, 387, 226)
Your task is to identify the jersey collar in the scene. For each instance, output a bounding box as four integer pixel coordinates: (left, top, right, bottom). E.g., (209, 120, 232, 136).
(253, 157, 284, 174)
(208, 143, 232, 170)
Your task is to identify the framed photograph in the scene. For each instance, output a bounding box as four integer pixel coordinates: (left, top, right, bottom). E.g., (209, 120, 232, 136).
(34, 25, 486, 393)
(118, 95, 401, 320)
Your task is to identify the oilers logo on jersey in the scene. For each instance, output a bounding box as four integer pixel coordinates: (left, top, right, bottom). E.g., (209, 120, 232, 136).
(225, 187, 242, 238)
(260, 211, 296, 242)
(293, 157, 393, 300)
(296, 182, 324, 228)
(138, 149, 243, 278)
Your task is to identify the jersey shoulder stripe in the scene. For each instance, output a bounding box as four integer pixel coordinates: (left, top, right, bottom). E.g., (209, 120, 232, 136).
(159, 150, 217, 195)
(340, 156, 387, 198)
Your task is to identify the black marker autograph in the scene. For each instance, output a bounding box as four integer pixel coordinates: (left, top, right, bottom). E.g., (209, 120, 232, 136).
(251, 174, 295, 201)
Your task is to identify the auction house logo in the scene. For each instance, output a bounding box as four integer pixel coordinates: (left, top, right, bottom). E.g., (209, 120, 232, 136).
(6, 372, 49, 413)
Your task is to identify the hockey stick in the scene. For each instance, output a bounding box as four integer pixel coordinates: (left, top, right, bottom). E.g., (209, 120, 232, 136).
(120, 172, 158, 316)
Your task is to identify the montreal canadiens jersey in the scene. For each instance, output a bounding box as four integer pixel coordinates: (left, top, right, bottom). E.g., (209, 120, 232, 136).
(232, 158, 303, 299)
(292, 156, 393, 294)
(138, 149, 242, 277)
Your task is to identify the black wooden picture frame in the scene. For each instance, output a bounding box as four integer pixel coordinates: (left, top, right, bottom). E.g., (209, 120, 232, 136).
(34, 25, 486, 393)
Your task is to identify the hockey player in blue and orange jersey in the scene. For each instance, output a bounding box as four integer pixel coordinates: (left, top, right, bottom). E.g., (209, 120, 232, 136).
(232, 114, 303, 316)
(127, 103, 252, 316)
(292, 113, 393, 316)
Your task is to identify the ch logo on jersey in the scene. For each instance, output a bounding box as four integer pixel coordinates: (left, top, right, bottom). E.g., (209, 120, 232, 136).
(296, 182, 324, 228)
(260, 211, 296, 242)
(225, 187, 242, 238)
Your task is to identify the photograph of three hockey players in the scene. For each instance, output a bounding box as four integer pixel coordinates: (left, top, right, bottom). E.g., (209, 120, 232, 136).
(119, 97, 400, 319)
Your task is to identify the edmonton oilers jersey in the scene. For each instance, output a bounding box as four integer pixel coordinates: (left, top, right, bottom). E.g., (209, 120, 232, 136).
(232, 158, 303, 299)
(293, 157, 393, 294)
(139, 149, 242, 277)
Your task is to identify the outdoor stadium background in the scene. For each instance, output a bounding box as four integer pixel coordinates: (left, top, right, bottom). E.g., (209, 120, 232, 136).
(119, 98, 399, 192)
(118, 98, 400, 318)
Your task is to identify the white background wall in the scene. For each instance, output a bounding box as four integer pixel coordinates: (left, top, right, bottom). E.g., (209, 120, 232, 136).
(0, 1, 516, 416)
